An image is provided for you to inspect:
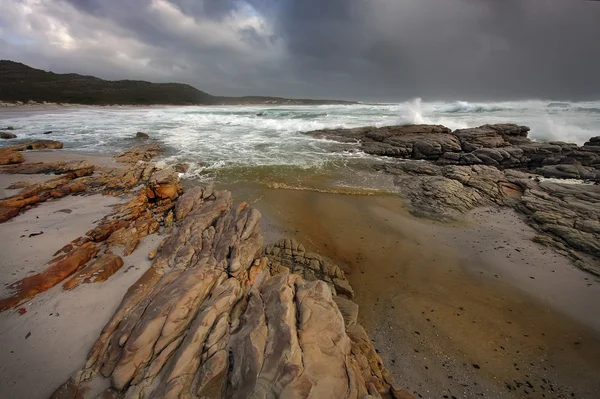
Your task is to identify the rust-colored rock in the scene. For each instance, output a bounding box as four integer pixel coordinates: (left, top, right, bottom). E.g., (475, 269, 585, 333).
(0, 207, 19, 222)
(0, 149, 24, 165)
(151, 184, 181, 200)
(115, 144, 162, 163)
(0, 242, 99, 311)
(87, 220, 130, 242)
(5, 140, 63, 151)
(107, 218, 159, 256)
(63, 254, 124, 290)
(51, 192, 399, 399)
(0, 160, 93, 175)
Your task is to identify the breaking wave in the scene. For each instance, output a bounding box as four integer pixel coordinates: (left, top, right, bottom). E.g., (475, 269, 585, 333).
(1, 99, 599, 170)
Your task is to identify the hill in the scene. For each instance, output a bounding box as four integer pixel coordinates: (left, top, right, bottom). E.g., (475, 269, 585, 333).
(0, 61, 356, 106)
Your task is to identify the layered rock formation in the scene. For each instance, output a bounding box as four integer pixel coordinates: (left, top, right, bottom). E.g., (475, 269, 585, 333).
(308, 124, 600, 275)
(1, 144, 407, 398)
(0, 145, 182, 309)
(310, 124, 600, 180)
(51, 190, 404, 398)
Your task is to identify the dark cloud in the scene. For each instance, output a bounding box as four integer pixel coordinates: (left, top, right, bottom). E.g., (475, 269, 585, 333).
(1, 0, 599, 101)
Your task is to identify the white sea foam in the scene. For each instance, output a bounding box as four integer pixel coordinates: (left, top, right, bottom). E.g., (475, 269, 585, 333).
(1, 100, 598, 169)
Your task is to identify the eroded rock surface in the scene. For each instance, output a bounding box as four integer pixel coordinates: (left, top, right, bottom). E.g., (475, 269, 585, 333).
(50, 194, 405, 398)
(0, 145, 185, 308)
(309, 124, 600, 275)
(309, 124, 600, 176)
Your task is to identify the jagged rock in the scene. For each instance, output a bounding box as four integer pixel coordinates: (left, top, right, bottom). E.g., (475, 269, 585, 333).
(173, 163, 189, 173)
(0, 242, 99, 311)
(0, 170, 94, 222)
(0, 131, 16, 139)
(107, 218, 159, 256)
(135, 132, 149, 140)
(63, 254, 124, 290)
(0, 149, 24, 165)
(307, 124, 600, 176)
(50, 190, 403, 399)
(536, 164, 600, 181)
(115, 144, 162, 163)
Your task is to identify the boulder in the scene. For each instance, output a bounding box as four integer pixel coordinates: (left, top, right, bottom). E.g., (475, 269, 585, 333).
(0, 132, 17, 139)
(135, 132, 149, 140)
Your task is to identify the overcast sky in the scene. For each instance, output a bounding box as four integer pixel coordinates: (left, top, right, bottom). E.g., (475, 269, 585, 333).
(1, 0, 599, 101)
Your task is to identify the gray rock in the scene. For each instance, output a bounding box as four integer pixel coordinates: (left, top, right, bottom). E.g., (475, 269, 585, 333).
(135, 131, 149, 139)
(0, 132, 16, 139)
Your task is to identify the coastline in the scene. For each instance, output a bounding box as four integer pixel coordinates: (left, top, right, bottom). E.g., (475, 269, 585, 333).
(0, 146, 599, 398)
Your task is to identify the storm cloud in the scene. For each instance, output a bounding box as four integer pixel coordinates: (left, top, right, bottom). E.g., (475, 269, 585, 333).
(1, 0, 599, 101)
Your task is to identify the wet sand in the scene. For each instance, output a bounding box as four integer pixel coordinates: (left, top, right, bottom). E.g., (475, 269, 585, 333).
(226, 183, 600, 399)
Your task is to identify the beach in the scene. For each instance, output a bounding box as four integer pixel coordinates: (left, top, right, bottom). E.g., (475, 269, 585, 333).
(1, 146, 599, 398)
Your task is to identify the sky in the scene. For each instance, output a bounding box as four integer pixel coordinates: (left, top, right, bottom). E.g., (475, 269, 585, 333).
(1, 0, 599, 101)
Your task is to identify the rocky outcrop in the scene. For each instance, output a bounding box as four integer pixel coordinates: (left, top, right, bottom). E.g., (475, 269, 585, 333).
(0, 149, 24, 165)
(308, 124, 600, 179)
(378, 161, 523, 221)
(0, 146, 184, 308)
(310, 124, 600, 275)
(1, 160, 94, 175)
(115, 144, 162, 163)
(5, 140, 64, 151)
(50, 191, 405, 399)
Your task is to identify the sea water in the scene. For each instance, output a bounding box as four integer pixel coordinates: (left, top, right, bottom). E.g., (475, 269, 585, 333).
(1, 99, 599, 188)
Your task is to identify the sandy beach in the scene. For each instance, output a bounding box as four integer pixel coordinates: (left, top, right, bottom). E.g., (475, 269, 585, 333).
(227, 183, 600, 399)
(0, 148, 599, 398)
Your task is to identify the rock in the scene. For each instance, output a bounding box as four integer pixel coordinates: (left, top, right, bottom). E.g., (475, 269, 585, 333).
(5, 140, 63, 151)
(173, 163, 189, 173)
(0, 207, 19, 222)
(43, 131, 53, 135)
(135, 132, 149, 140)
(5, 126, 14, 130)
(333, 277, 355, 298)
(51, 191, 400, 399)
(87, 220, 130, 242)
(0, 132, 17, 139)
(0, 242, 99, 311)
(63, 254, 124, 290)
(0, 160, 94, 175)
(115, 144, 162, 163)
(0, 150, 24, 165)
(107, 218, 159, 256)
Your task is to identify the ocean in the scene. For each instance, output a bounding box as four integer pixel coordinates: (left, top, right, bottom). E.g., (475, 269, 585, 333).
(1, 99, 599, 189)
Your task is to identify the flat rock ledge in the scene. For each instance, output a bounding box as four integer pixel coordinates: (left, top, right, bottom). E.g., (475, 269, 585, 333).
(308, 124, 600, 276)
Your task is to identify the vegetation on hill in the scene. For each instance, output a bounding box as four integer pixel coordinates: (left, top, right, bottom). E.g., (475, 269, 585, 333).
(0, 61, 356, 106)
